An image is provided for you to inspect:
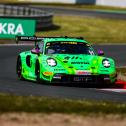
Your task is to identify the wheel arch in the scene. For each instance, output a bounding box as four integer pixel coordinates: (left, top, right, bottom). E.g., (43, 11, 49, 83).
(16, 55, 22, 74)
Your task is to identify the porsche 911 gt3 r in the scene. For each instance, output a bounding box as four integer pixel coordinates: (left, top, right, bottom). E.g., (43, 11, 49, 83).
(16, 36, 117, 85)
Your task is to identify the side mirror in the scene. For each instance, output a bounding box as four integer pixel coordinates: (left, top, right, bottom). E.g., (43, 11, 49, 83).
(31, 48, 40, 55)
(98, 49, 104, 56)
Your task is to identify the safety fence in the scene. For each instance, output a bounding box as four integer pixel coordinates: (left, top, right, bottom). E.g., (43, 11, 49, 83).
(0, 4, 53, 30)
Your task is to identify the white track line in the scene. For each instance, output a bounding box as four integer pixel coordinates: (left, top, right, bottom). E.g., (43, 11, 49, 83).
(99, 89, 126, 93)
(0, 44, 33, 46)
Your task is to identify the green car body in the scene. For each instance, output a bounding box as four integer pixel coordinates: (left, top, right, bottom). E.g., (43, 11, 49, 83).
(16, 36, 117, 84)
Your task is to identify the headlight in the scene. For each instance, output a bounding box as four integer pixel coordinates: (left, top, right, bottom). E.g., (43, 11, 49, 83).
(47, 58, 57, 67)
(102, 59, 110, 68)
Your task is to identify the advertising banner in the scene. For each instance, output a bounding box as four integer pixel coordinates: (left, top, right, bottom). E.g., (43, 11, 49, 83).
(0, 18, 36, 38)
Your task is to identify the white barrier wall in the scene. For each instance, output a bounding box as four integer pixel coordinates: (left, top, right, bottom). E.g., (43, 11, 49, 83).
(28, 0, 126, 7)
(96, 0, 126, 7)
(29, 0, 95, 4)
(30, 0, 76, 4)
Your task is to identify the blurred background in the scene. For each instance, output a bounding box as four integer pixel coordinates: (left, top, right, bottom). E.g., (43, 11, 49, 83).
(0, 0, 125, 44)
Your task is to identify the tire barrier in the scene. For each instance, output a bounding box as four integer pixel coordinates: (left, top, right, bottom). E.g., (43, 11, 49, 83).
(0, 4, 53, 30)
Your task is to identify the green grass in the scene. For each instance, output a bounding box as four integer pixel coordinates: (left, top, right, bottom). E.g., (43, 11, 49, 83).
(0, 94, 126, 115)
(117, 67, 126, 81)
(36, 15, 126, 44)
(0, 0, 17, 3)
(117, 67, 126, 74)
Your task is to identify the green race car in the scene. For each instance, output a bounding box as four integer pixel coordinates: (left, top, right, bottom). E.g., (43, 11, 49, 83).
(16, 36, 117, 85)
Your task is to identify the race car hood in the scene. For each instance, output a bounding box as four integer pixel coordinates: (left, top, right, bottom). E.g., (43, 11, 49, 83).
(51, 54, 102, 70)
(43, 53, 115, 75)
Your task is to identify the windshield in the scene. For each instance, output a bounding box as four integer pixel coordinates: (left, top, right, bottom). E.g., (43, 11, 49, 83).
(45, 42, 95, 55)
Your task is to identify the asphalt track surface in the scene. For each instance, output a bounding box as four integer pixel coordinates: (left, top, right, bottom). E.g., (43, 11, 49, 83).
(1, 45, 126, 103)
(31, 5, 126, 19)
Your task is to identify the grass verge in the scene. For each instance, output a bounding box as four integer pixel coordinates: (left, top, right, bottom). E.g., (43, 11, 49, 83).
(36, 15, 126, 44)
(117, 67, 126, 81)
(0, 94, 126, 115)
(117, 67, 126, 74)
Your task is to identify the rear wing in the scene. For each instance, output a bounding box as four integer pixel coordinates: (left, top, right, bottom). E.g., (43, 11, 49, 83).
(16, 36, 85, 46)
(15, 36, 46, 47)
(16, 36, 44, 44)
(16, 36, 84, 43)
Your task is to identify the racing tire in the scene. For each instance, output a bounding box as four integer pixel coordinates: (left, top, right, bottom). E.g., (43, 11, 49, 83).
(16, 56, 24, 80)
(35, 60, 41, 83)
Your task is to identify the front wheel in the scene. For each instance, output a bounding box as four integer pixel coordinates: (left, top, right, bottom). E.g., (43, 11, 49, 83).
(35, 60, 41, 83)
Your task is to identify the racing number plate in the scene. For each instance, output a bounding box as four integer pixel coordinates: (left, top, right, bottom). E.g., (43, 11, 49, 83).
(73, 77, 85, 82)
(76, 70, 91, 75)
(73, 76, 92, 82)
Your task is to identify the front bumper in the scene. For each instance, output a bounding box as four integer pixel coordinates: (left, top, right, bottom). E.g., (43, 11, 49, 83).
(52, 74, 115, 84)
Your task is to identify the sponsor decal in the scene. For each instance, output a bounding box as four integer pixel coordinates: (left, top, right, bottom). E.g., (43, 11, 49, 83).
(71, 62, 89, 64)
(76, 70, 91, 75)
(0, 18, 36, 38)
(0, 23, 24, 35)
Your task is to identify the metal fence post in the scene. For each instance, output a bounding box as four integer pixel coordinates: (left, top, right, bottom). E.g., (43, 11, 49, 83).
(28, 8, 31, 15)
(3, 5, 6, 15)
(10, 6, 13, 15)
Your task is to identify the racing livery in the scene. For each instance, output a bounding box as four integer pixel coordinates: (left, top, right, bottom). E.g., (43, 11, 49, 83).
(16, 36, 117, 85)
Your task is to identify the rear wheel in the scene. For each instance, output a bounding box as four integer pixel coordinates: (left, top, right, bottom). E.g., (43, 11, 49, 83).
(16, 56, 24, 80)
